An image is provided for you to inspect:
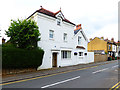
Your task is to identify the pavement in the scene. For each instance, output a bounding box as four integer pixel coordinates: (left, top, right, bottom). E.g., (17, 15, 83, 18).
(1, 60, 119, 88)
(2, 60, 118, 83)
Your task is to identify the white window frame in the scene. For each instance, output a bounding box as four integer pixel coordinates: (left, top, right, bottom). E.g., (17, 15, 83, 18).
(78, 36, 81, 45)
(57, 18, 61, 25)
(61, 51, 71, 59)
(49, 30, 54, 39)
(63, 33, 67, 42)
(79, 52, 83, 57)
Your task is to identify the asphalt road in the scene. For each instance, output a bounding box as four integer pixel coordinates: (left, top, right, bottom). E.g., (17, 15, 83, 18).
(1, 60, 119, 89)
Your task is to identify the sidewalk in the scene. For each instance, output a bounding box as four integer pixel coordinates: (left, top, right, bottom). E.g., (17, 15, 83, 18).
(2, 60, 117, 83)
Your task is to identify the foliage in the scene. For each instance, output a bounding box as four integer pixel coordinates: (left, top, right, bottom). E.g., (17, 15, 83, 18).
(2, 41, 15, 47)
(5, 19, 40, 49)
(2, 47, 44, 69)
(105, 52, 108, 55)
(115, 57, 117, 60)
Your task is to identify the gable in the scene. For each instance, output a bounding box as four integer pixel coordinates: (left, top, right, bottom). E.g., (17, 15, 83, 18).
(74, 29, 88, 42)
(88, 37, 107, 51)
(89, 37, 106, 44)
(55, 11, 65, 20)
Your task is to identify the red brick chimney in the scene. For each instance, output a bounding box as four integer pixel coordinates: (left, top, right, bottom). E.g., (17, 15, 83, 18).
(111, 38, 114, 42)
(104, 38, 108, 41)
(101, 37, 104, 40)
(75, 24, 82, 30)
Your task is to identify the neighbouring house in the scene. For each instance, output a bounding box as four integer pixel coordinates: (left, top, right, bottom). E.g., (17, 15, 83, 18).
(88, 37, 117, 60)
(108, 38, 117, 58)
(116, 41, 120, 58)
(28, 6, 94, 70)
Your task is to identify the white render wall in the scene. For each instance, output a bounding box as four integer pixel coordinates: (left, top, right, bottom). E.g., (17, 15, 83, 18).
(31, 12, 94, 70)
(112, 45, 117, 52)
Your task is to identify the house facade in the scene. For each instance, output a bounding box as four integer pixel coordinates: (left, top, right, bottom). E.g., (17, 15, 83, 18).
(88, 37, 117, 58)
(116, 41, 120, 57)
(28, 6, 94, 70)
(88, 37, 107, 53)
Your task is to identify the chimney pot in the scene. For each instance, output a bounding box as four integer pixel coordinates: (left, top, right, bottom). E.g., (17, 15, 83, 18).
(101, 37, 104, 40)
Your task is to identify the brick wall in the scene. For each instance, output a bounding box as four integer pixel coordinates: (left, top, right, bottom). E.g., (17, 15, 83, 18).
(94, 54, 108, 62)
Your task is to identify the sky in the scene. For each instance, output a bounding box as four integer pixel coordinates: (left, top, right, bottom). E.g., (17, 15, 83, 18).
(0, 0, 119, 44)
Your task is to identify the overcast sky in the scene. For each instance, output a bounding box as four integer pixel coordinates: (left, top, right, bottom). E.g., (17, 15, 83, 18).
(0, 0, 119, 44)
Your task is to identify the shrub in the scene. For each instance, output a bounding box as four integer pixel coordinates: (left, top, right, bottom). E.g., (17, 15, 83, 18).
(2, 42, 15, 48)
(115, 57, 117, 60)
(2, 47, 44, 69)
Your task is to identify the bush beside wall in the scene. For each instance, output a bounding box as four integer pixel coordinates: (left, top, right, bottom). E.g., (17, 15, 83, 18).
(2, 47, 44, 69)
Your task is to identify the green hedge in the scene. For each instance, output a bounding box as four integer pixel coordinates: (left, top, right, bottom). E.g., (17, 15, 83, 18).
(2, 47, 44, 69)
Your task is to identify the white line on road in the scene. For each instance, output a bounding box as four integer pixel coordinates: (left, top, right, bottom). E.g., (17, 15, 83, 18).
(92, 68, 109, 74)
(112, 65, 119, 68)
(41, 76, 80, 88)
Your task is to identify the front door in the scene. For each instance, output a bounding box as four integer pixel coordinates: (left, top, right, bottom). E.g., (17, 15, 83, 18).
(52, 53, 57, 67)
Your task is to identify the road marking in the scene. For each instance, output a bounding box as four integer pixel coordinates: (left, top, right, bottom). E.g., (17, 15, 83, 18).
(92, 68, 109, 74)
(112, 65, 119, 68)
(110, 82, 120, 90)
(41, 76, 80, 88)
(1, 61, 117, 86)
(116, 84, 120, 89)
(0, 65, 97, 86)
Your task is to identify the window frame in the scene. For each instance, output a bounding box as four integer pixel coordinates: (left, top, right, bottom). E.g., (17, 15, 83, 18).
(61, 51, 71, 59)
(109, 45, 111, 50)
(79, 52, 83, 57)
(49, 30, 54, 39)
(63, 33, 67, 42)
(78, 36, 81, 45)
(57, 18, 61, 26)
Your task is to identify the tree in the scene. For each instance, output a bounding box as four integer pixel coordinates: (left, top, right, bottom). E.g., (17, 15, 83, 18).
(5, 19, 40, 49)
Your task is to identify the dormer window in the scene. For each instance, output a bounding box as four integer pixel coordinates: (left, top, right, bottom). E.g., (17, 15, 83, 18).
(57, 18, 61, 25)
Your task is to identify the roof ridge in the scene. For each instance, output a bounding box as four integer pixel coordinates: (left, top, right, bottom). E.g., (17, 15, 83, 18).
(28, 7, 75, 25)
(40, 7, 55, 14)
(54, 10, 61, 15)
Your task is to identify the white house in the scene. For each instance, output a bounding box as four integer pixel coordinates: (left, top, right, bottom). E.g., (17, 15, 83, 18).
(28, 6, 94, 70)
(116, 42, 120, 57)
(112, 43, 117, 57)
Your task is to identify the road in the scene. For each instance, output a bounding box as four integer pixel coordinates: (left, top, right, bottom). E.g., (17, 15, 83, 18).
(1, 60, 119, 89)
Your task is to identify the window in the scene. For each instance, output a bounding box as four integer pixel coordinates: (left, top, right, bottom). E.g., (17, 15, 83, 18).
(57, 18, 61, 25)
(109, 45, 111, 50)
(78, 36, 81, 45)
(84, 53, 87, 55)
(49, 30, 54, 39)
(74, 52, 77, 55)
(114, 46, 116, 50)
(63, 33, 67, 41)
(61, 51, 71, 59)
(79, 52, 83, 56)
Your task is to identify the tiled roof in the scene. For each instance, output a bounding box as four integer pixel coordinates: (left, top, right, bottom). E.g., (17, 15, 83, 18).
(28, 7, 75, 25)
(74, 30, 80, 34)
(36, 7, 55, 17)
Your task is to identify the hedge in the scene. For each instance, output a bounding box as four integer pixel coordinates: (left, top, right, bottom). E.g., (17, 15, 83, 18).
(2, 47, 44, 69)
